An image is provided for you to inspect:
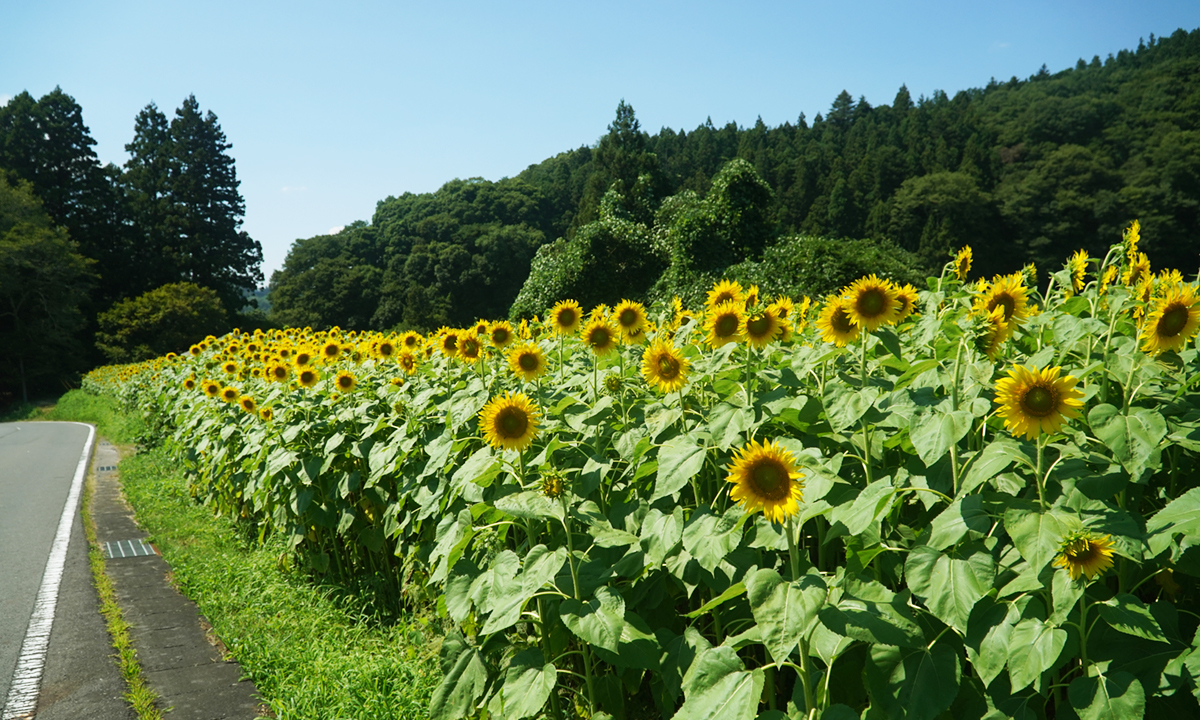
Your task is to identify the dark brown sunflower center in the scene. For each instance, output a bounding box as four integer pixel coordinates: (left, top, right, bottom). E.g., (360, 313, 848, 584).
(749, 459, 789, 500)
(857, 289, 887, 318)
(519, 353, 539, 371)
(462, 339, 480, 356)
(747, 315, 772, 338)
(619, 309, 639, 328)
(273, 367, 287, 379)
(992, 296, 1016, 320)
(1021, 385, 1057, 417)
(832, 308, 854, 334)
(715, 314, 739, 337)
(338, 376, 353, 389)
(498, 408, 528, 438)
(589, 328, 611, 346)
(379, 343, 394, 356)
(558, 309, 577, 327)
(1158, 305, 1189, 338)
(493, 329, 509, 344)
(657, 355, 680, 379)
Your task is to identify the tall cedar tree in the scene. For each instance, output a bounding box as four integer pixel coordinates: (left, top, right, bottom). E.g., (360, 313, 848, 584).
(0, 88, 129, 305)
(125, 96, 263, 311)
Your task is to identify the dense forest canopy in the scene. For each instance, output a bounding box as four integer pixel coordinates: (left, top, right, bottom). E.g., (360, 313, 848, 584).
(271, 27, 1200, 332)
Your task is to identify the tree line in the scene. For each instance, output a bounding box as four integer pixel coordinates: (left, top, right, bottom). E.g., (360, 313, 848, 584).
(0, 90, 261, 402)
(271, 27, 1200, 332)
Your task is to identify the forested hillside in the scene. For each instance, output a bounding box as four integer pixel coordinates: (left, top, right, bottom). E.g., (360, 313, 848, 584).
(271, 27, 1200, 332)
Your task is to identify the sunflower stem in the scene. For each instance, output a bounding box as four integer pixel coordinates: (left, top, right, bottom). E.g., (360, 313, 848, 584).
(950, 341, 964, 496)
(1035, 435, 1047, 513)
(560, 497, 597, 713)
(1078, 584, 1091, 675)
(859, 334, 874, 485)
(787, 516, 800, 582)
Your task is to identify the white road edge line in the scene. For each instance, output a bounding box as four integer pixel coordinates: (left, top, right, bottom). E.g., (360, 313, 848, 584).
(2, 422, 95, 720)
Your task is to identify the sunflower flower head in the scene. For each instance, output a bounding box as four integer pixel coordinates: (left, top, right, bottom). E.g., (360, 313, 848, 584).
(239, 395, 257, 413)
(953, 246, 973, 282)
(1053, 530, 1115, 581)
(816, 296, 860, 347)
(1123, 252, 1151, 288)
(540, 470, 566, 500)
(479, 391, 541, 452)
(641, 339, 691, 393)
(1140, 283, 1200, 355)
(974, 305, 1011, 361)
(742, 307, 783, 348)
(845, 275, 901, 331)
(706, 279, 744, 311)
(183, 376, 197, 391)
(489, 321, 514, 348)
(398, 352, 419, 375)
(893, 284, 920, 323)
(581, 317, 619, 356)
(297, 367, 320, 388)
(458, 333, 483, 363)
(202, 379, 221, 397)
(508, 342, 546, 382)
(994, 364, 1084, 440)
(335, 370, 357, 392)
(726, 439, 805, 525)
(704, 301, 745, 349)
(1067, 250, 1089, 296)
(220, 385, 240, 403)
(975, 273, 1030, 326)
(1124, 219, 1141, 264)
(259, 406, 273, 421)
(612, 300, 648, 342)
(550, 300, 584, 336)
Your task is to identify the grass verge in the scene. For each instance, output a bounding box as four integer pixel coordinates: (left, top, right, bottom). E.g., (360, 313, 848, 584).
(51, 391, 441, 719)
(81, 467, 164, 719)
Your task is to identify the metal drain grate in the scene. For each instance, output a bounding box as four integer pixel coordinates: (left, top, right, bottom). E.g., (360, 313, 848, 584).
(96, 465, 117, 471)
(104, 539, 157, 559)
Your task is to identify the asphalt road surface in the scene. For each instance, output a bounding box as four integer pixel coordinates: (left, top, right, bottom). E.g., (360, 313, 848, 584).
(0, 422, 129, 719)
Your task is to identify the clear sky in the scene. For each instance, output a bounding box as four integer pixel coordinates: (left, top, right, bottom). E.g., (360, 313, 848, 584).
(4, 1, 1200, 282)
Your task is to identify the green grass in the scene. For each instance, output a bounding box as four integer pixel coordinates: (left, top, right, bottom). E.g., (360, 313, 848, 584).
(117, 448, 441, 719)
(43, 390, 145, 444)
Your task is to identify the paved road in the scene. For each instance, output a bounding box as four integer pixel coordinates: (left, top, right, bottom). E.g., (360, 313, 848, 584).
(0, 422, 130, 719)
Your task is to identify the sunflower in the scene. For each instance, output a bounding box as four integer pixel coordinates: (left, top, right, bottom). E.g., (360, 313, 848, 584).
(202, 379, 221, 397)
(816, 296, 860, 347)
(294, 349, 314, 367)
(1123, 252, 1151, 288)
(1124, 219, 1141, 263)
(893, 284, 920, 323)
(975, 306, 1010, 360)
(953, 246, 973, 281)
(706, 279, 744, 310)
(612, 300, 648, 342)
(239, 395, 257, 413)
(297, 368, 320, 388)
(222, 360, 239, 375)
(438, 329, 460, 358)
(473, 319, 489, 336)
(705, 301, 745, 349)
(508, 343, 547, 382)
(1067, 250, 1089, 296)
(183, 376, 197, 391)
(744, 284, 761, 309)
(335, 370, 357, 392)
(220, 385, 240, 403)
(458, 333, 483, 363)
(267, 362, 290, 383)
(1053, 531, 1115, 581)
(1140, 283, 1200, 354)
(189, 344, 203, 357)
(726, 439, 805, 524)
(389, 377, 404, 388)
(843, 275, 900, 331)
(671, 296, 697, 331)
(550, 300, 583, 336)
(400, 331, 424, 352)
(975, 273, 1030, 326)
(1100, 265, 1118, 295)
(641, 339, 691, 393)
(375, 339, 396, 359)
(488, 321, 514, 348)
(994, 364, 1084, 440)
(479, 392, 541, 452)
(258, 406, 273, 421)
(398, 352, 419, 375)
(320, 340, 341, 362)
(769, 296, 794, 321)
(581, 317, 619, 356)
(742, 308, 783, 348)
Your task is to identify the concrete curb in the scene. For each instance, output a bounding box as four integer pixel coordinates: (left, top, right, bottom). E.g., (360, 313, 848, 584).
(91, 439, 265, 720)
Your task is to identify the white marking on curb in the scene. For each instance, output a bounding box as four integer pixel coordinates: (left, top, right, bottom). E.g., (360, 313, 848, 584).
(2, 423, 95, 720)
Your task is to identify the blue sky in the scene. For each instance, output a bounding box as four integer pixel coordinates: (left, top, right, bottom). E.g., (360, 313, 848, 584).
(4, 1, 1200, 281)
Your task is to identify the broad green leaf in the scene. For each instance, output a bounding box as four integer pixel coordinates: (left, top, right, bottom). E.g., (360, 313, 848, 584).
(707, 401, 751, 450)
(909, 407, 973, 467)
(675, 646, 764, 720)
(653, 433, 708, 502)
(640, 507, 684, 567)
(682, 505, 744, 572)
(1146, 486, 1200, 556)
(560, 585, 626, 653)
(1007, 616, 1067, 693)
(964, 596, 1016, 687)
(1088, 404, 1166, 478)
(744, 569, 827, 665)
(430, 632, 488, 720)
(488, 648, 556, 720)
(830, 477, 895, 537)
(1068, 671, 1145, 720)
(819, 581, 924, 648)
(864, 639, 961, 720)
(659, 627, 711, 708)
(927, 495, 990, 551)
(450, 445, 499, 490)
(495, 490, 564, 522)
(905, 545, 994, 633)
(1003, 505, 1073, 575)
(823, 383, 882, 432)
(480, 545, 567, 635)
(1097, 594, 1168, 643)
(1050, 567, 1082, 626)
(958, 440, 1019, 495)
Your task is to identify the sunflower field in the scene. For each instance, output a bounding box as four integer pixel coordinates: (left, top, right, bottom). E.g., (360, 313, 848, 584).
(85, 221, 1200, 720)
